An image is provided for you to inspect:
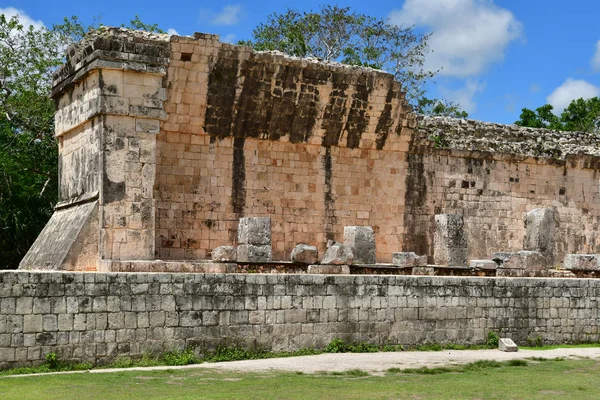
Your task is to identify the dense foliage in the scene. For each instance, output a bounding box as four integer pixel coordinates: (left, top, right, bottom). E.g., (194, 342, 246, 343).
(515, 97, 600, 133)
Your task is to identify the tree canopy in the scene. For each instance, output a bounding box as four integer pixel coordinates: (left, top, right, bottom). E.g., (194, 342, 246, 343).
(515, 97, 600, 133)
(241, 6, 434, 102)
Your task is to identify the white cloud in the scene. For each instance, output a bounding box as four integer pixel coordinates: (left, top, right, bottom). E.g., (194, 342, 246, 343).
(389, 0, 522, 78)
(547, 78, 600, 114)
(440, 79, 486, 113)
(167, 28, 179, 36)
(200, 5, 242, 26)
(0, 7, 44, 30)
(591, 40, 600, 72)
(221, 33, 236, 43)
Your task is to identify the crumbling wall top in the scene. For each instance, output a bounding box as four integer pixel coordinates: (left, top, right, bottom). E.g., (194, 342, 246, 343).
(52, 27, 171, 96)
(416, 115, 600, 160)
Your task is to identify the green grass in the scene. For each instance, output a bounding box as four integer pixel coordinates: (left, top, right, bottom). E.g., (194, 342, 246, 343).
(520, 342, 600, 350)
(1, 358, 599, 399)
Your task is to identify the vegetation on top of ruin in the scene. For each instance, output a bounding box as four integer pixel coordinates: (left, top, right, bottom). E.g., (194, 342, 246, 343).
(516, 97, 600, 133)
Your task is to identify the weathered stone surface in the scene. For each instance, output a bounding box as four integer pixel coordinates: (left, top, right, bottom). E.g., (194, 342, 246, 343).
(19, 201, 98, 271)
(392, 252, 417, 267)
(211, 246, 237, 262)
(290, 244, 318, 264)
(1, 270, 600, 368)
(28, 27, 600, 271)
(493, 251, 547, 270)
(343, 226, 376, 264)
(564, 254, 600, 271)
(238, 217, 271, 245)
(307, 265, 350, 274)
(412, 267, 435, 275)
(416, 255, 428, 267)
(321, 241, 354, 265)
(470, 260, 498, 270)
(237, 244, 272, 262)
(417, 115, 600, 160)
(524, 208, 555, 265)
(498, 338, 518, 352)
(434, 214, 467, 266)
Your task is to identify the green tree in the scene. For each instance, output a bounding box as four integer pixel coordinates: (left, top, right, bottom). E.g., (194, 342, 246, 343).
(415, 97, 468, 118)
(241, 5, 435, 103)
(515, 97, 600, 133)
(0, 13, 163, 268)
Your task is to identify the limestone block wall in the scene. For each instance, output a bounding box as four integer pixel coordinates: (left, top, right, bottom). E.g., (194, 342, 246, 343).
(1, 271, 598, 369)
(21, 28, 600, 269)
(155, 35, 412, 261)
(405, 117, 600, 264)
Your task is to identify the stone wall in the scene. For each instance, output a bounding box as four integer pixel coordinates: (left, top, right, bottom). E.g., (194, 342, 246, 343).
(21, 28, 600, 269)
(155, 35, 411, 261)
(1, 270, 598, 368)
(403, 117, 600, 263)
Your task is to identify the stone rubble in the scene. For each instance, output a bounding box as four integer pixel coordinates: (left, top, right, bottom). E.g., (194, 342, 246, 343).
(211, 246, 237, 262)
(290, 244, 319, 264)
(321, 241, 354, 265)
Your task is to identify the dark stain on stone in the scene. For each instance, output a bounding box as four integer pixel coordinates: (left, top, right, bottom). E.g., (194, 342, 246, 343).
(403, 152, 430, 257)
(345, 74, 373, 148)
(323, 146, 336, 241)
(203, 219, 215, 229)
(375, 82, 395, 150)
(205, 47, 240, 138)
(231, 137, 246, 218)
(233, 58, 276, 139)
(321, 70, 350, 146)
(267, 64, 301, 141)
(114, 138, 125, 150)
(103, 177, 125, 203)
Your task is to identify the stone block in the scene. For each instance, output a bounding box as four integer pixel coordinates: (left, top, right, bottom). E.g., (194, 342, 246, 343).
(237, 244, 272, 263)
(498, 338, 518, 352)
(416, 255, 428, 266)
(238, 217, 271, 245)
(198, 262, 237, 273)
(23, 315, 42, 333)
(470, 260, 498, 270)
(563, 254, 600, 271)
(321, 241, 354, 265)
(307, 265, 350, 274)
(344, 226, 376, 264)
(392, 252, 418, 267)
(524, 208, 555, 265)
(211, 246, 237, 262)
(434, 214, 467, 266)
(493, 251, 546, 271)
(290, 244, 318, 264)
(412, 267, 435, 276)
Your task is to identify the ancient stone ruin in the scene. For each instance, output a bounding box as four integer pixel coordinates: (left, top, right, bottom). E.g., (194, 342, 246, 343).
(4, 28, 600, 369)
(18, 28, 600, 276)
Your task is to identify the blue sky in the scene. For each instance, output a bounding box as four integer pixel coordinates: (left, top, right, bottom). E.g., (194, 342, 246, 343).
(3, 0, 600, 124)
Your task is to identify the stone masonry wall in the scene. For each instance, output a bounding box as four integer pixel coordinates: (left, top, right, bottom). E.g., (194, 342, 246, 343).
(156, 35, 411, 261)
(403, 117, 600, 263)
(1, 270, 598, 369)
(23, 28, 600, 269)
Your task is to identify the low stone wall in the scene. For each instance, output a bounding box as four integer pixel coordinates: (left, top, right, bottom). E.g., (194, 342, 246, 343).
(0, 271, 598, 369)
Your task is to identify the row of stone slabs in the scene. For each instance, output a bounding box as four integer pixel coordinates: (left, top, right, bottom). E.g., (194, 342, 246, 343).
(207, 212, 600, 276)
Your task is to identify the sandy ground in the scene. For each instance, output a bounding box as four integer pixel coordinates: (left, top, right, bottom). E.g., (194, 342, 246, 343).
(5, 347, 600, 378)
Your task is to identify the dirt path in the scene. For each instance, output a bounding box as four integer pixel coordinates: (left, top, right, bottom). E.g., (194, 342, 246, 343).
(5, 347, 600, 378)
(192, 347, 600, 374)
